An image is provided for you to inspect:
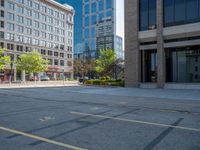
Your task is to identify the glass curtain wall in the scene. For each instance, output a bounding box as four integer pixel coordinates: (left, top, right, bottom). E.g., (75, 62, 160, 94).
(166, 46, 200, 83)
(139, 0, 156, 31)
(141, 50, 157, 82)
(164, 0, 200, 27)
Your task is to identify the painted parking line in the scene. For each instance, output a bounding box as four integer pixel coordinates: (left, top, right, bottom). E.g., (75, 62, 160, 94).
(0, 126, 87, 150)
(70, 111, 200, 132)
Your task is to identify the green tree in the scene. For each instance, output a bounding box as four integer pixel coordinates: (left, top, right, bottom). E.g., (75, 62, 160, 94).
(95, 49, 116, 78)
(74, 58, 96, 79)
(0, 48, 10, 70)
(16, 51, 48, 79)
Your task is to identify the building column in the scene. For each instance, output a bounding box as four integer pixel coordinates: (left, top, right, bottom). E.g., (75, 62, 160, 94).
(125, 0, 141, 87)
(157, 0, 165, 88)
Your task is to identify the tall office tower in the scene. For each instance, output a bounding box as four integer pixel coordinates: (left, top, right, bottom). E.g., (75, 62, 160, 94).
(83, 0, 124, 59)
(0, 0, 74, 80)
(125, 0, 200, 88)
(56, 0, 83, 59)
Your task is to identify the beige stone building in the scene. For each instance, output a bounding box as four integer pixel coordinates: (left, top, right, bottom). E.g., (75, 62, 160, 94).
(125, 0, 200, 88)
(0, 0, 74, 81)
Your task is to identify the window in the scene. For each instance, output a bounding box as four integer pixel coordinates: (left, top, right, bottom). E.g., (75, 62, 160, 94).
(33, 11, 39, 19)
(16, 35, 23, 42)
(34, 21, 39, 28)
(16, 5, 23, 14)
(41, 32, 46, 38)
(0, 10, 4, 17)
(25, 47, 31, 52)
(41, 49, 46, 55)
(139, 0, 156, 31)
(26, 0, 32, 7)
(106, 11, 112, 17)
(32, 38, 39, 45)
(99, 12, 104, 22)
(7, 22, 14, 31)
(54, 59, 58, 66)
(25, 8, 32, 17)
(84, 4, 89, 14)
(91, 15, 96, 25)
(17, 45, 23, 51)
(25, 28, 32, 35)
(41, 23, 46, 30)
(48, 59, 52, 65)
(0, 42, 4, 48)
(0, 31, 4, 38)
(41, 14, 46, 21)
(60, 60, 64, 66)
(0, 21, 4, 28)
(60, 45, 64, 50)
(41, 5, 46, 13)
(5, 33, 14, 40)
(7, 43, 14, 50)
(16, 0, 24, 4)
(85, 16, 89, 26)
(106, 0, 112, 9)
(1, 0, 4, 7)
(17, 25, 23, 33)
(16, 15, 23, 24)
(164, 0, 200, 26)
(175, 0, 185, 23)
(25, 18, 32, 26)
(7, 2, 14, 10)
(7, 12, 14, 21)
(34, 2, 39, 10)
(60, 52, 64, 57)
(91, 2, 96, 13)
(99, 0, 104, 11)
(54, 52, 58, 57)
(48, 50, 52, 56)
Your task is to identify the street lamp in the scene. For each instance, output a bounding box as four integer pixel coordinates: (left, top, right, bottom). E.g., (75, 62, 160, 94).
(10, 62, 13, 83)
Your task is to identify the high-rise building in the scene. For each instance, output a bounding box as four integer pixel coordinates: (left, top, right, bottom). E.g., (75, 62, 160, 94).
(82, 0, 124, 59)
(125, 0, 200, 87)
(56, 0, 83, 59)
(0, 0, 74, 80)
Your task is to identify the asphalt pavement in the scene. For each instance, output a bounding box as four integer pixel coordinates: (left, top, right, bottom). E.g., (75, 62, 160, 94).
(0, 86, 199, 150)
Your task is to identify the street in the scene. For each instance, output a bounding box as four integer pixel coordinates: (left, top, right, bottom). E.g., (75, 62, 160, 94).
(0, 86, 199, 150)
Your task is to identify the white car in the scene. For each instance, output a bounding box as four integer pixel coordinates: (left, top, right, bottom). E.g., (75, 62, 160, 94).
(40, 76, 50, 81)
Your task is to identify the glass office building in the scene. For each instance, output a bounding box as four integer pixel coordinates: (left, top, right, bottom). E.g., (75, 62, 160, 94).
(125, 0, 200, 87)
(83, 0, 124, 59)
(56, 0, 83, 58)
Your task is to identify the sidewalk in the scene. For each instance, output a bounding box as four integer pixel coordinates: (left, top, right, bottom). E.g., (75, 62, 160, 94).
(0, 81, 80, 88)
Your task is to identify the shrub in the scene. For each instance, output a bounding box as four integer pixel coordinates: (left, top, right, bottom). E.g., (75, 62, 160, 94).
(84, 79, 124, 87)
(93, 80, 101, 85)
(84, 80, 93, 84)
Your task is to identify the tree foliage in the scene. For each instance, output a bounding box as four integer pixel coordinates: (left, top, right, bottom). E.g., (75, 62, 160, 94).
(95, 49, 117, 78)
(16, 51, 48, 74)
(0, 48, 10, 70)
(74, 58, 95, 78)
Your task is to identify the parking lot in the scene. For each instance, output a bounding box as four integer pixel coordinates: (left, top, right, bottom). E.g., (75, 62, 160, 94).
(0, 86, 200, 150)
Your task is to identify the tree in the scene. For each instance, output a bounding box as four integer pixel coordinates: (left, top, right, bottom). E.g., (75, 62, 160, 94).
(16, 51, 48, 79)
(0, 48, 10, 70)
(74, 58, 96, 79)
(95, 49, 117, 78)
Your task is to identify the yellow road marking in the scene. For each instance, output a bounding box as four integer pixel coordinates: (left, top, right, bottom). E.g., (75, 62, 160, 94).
(70, 111, 200, 132)
(0, 126, 87, 150)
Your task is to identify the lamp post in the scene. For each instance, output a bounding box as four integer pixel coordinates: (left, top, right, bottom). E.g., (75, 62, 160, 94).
(9, 62, 13, 84)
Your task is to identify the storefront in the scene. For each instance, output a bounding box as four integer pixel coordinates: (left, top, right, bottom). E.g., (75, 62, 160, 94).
(166, 46, 200, 83)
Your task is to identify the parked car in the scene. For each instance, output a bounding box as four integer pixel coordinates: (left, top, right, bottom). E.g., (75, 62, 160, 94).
(40, 76, 50, 81)
(29, 76, 39, 81)
(0, 73, 4, 82)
